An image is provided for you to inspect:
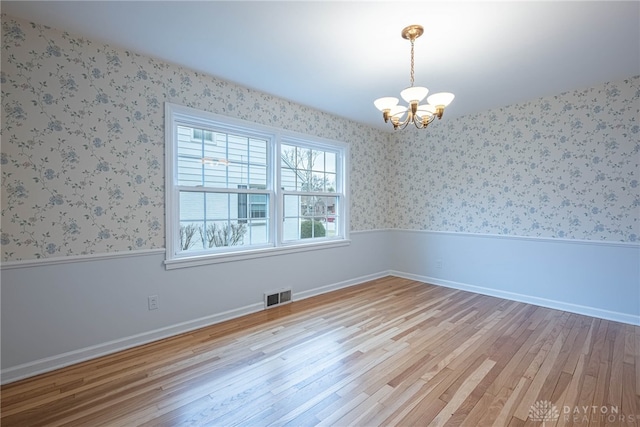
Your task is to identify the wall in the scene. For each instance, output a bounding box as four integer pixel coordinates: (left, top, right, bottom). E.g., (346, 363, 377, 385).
(1, 230, 391, 382)
(0, 15, 391, 261)
(0, 15, 393, 383)
(389, 76, 639, 241)
(1, 15, 638, 384)
(388, 76, 640, 325)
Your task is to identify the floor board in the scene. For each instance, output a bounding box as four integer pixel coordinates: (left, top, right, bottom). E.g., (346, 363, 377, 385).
(2, 277, 638, 426)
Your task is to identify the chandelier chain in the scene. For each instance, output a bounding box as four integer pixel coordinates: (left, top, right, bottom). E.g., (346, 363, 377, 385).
(410, 39, 415, 87)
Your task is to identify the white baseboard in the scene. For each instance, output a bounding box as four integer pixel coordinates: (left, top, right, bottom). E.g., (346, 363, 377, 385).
(294, 271, 390, 301)
(390, 270, 640, 326)
(0, 271, 390, 385)
(1, 301, 263, 385)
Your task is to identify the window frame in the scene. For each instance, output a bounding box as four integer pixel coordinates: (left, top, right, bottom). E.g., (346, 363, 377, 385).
(165, 103, 349, 269)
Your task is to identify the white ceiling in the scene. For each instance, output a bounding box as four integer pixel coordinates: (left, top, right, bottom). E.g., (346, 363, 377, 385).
(2, 1, 639, 131)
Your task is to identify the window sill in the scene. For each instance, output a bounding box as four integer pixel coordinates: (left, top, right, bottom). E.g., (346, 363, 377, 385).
(164, 238, 351, 270)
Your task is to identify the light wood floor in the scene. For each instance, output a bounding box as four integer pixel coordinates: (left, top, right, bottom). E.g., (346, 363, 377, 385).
(2, 277, 639, 426)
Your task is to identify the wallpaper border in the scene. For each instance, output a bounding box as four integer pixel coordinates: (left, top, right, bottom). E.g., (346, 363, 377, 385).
(0, 248, 165, 270)
(392, 229, 640, 249)
(2, 229, 636, 271)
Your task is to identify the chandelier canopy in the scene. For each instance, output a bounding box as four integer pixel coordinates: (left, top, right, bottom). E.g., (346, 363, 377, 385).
(374, 25, 454, 130)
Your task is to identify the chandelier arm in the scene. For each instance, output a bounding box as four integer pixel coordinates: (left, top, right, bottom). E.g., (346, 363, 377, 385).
(412, 113, 436, 129)
(390, 110, 412, 129)
(397, 117, 411, 130)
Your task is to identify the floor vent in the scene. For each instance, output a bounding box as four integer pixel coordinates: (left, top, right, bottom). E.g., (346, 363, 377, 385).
(264, 289, 292, 309)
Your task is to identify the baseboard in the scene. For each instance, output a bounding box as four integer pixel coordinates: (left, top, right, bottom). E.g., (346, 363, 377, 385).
(0, 301, 263, 385)
(294, 271, 391, 301)
(0, 271, 390, 385)
(389, 270, 640, 326)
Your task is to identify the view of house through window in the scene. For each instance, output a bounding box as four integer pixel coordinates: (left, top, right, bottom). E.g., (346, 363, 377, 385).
(281, 144, 339, 241)
(166, 103, 348, 265)
(176, 124, 270, 251)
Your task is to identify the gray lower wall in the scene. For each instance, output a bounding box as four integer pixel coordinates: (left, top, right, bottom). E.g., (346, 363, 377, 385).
(389, 229, 640, 323)
(2, 229, 639, 384)
(1, 231, 391, 383)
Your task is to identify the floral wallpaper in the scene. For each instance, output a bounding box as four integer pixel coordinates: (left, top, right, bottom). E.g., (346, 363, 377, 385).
(1, 15, 638, 262)
(0, 15, 391, 261)
(389, 75, 640, 241)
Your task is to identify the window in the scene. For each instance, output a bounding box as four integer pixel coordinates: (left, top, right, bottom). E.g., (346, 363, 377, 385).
(165, 103, 349, 268)
(281, 143, 340, 241)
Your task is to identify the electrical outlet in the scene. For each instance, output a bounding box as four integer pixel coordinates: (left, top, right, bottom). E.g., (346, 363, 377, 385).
(148, 295, 159, 311)
(436, 259, 443, 269)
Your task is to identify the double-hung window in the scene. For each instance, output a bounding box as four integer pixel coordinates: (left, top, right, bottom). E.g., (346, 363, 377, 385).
(165, 103, 349, 268)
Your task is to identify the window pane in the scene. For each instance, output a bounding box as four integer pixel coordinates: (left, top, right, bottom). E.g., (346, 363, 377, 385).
(300, 220, 326, 239)
(205, 193, 229, 221)
(249, 165, 267, 188)
(200, 220, 248, 248)
(282, 194, 334, 241)
(280, 145, 338, 193)
(180, 192, 205, 221)
(179, 192, 205, 251)
(178, 221, 204, 251)
(178, 190, 270, 252)
(177, 157, 204, 186)
(203, 140, 226, 160)
(283, 217, 301, 241)
(177, 124, 268, 190)
(281, 167, 296, 191)
(227, 163, 245, 188)
(325, 173, 336, 192)
(325, 152, 336, 173)
(298, 147, 311, 170)
(248, 219, 269, 244)
(312, 150, 325, 172)
(203, 162, 227, 187)
(281, 144, 295, 167)
(227, 135, 248, 163)
(249, 138, 267, 164)
(284, 195, 300, 218)
(312, 172, 325, 192)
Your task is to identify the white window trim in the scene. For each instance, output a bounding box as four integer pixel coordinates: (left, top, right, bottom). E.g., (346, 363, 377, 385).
(164, 103, 350, 270)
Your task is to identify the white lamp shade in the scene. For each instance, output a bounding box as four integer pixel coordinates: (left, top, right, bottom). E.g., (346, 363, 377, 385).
(390, 105, 408, 117)
(374, 97, 399, 111)
(416, 105, 436, 119)
(427, 92, 455, 107)
(400, 86, 429, 103)
(389, 105, 407, 118)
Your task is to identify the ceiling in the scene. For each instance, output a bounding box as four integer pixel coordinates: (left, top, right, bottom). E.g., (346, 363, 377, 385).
(2, 1, 639, 131)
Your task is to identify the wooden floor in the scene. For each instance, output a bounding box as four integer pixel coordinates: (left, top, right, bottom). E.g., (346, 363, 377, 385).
(2, 277, 639, 426)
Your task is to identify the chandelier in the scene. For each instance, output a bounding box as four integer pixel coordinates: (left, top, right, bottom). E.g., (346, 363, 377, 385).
(374, 25, 454, 130)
